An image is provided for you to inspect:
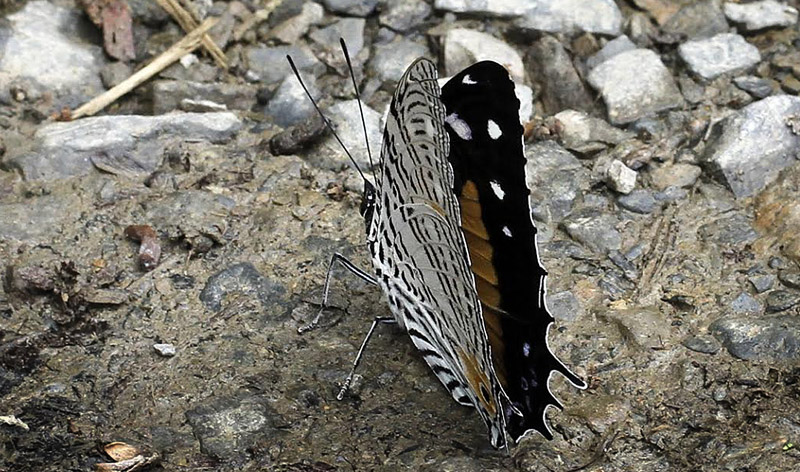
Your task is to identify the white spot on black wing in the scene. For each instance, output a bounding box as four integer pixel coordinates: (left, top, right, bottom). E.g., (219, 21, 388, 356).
(445, 113, 472, 141)
(462, 74, 477, 85)
(490, 180, 505, 200)
(502, 226, 512, 237)
(487, 119, 502, 139)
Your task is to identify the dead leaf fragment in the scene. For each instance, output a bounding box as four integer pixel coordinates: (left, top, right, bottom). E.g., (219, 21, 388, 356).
(104, 442, 139, 461)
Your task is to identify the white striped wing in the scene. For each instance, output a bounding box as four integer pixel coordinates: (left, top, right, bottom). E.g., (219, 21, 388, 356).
(366, 58, 510, 448)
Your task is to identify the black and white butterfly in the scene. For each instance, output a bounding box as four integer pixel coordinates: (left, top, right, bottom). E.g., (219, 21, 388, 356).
(289, 40, 585, 449)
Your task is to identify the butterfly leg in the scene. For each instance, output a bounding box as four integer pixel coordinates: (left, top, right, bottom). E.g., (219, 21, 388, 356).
(337, 316, 397, 400)
(298, 252, 378, 334)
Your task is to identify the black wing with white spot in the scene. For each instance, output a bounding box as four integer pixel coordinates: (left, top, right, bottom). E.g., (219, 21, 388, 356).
(441, 61, 586, 443)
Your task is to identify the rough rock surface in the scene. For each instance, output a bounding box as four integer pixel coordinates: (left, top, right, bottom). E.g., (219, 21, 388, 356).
(701, 95, 800, 197)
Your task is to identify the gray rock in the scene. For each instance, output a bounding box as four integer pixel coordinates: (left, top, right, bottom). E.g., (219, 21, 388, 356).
(153, 343, 176, 357)
(245, 44, 323, 85)
(370, 38, 429, 85)
(778, 271, 800, 290)
(700, 95, 800, 198)
(733, 75, 774, 99)
(698, 213, 759, 246)
(731, 292, 763, 314)
(749, 274, 776, 293)
(309, 17, 367, 66)
(321, 0, 379, 16)
(586, 35, 637, 70)
(526, 141, 588, 222)
(678, 33, 761, 81)
(650, 163, 702, 190)
(0, 1, 106, 105)
(765, 290, 800, 312)
(561, 209, 622, 254)
(598, 269, 636, 300)
(200, 262, 288, 315)
(606, 160, 637, 194)
(186, 395, 284, 464)
(444, 29, 525, 82)
(528, 36, 594, 114)
(554, 110, 633, 153)
(152, 81, 257, 114)
(128, 0, 170, 25)
(323, 100, 382, 170)
(654, 186, 689, 202)
(617, 189, 657, 214)
(513, 0, 623, 36)
(433, 0, 527, 17)
(7, 113, 242, 181)
(100, 62, 134, 89)
(264, 74, 319, 128)
(0, 194, 81, 243)
(682, 335, 721, 354)
(588, 49, 684, 125)
(662, 1, 730, 39)
(546, 291, 583, 322)
(710, 315, 800, 361)
(380, 0, 433, 32)
(267, 1, 324, 44)
(724, 1, 799, 31)
(678, 75, 707, 104)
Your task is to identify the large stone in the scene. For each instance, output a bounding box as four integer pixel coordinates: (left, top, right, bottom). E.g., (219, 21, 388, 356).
(309, 17, 367, 67)
(323, 100, 382, 170)
(710, 316, 800, 361)
(586, 35, 637, 70)
(434, 0, 528, 17)
(561, 209, 622, 254)
(588, 49, 684, 125)
(513, 0, 623, 36)
(678, 33, 761, 81)
(379, 0, 433, 32)
(267, 1, 324, 44)
(554, 110, 633, 153)
(264, 74, 319, 128)
(6, 113, 242, 181)
(152, 81, 257, 114)
(724, 1, 799, 31)
(528, 36, 594, 114)
(245, 44, 323, 85)
(700, 95, 800, 198)
(444, 29, 525, 82)
(0, 1, 105, 105)
(661, 0, 730, 39)
(321, 0, 379, 17)
(526, 141, 589, 223)
(370, 38, 429, 86)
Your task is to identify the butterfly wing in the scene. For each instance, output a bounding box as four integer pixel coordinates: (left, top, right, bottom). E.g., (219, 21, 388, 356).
(441, 61, 586, 442)
(366, 58, 511, 448)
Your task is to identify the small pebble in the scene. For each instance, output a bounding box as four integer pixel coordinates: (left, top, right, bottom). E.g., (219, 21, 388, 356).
(154, 343, 177, 357)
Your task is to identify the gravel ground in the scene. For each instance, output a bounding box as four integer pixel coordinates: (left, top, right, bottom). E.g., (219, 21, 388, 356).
(1, 0, 800, 471)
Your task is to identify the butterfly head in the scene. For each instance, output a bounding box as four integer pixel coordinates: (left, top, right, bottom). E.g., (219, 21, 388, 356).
(360, 180, 377, 226)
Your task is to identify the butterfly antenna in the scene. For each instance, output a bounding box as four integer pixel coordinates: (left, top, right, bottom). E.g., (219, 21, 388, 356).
(286, 55, 367, 184)
(339, 38, 375, 175)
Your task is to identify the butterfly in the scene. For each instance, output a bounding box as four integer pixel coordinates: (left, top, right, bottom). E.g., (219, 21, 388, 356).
(289, 41, 585, 449)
